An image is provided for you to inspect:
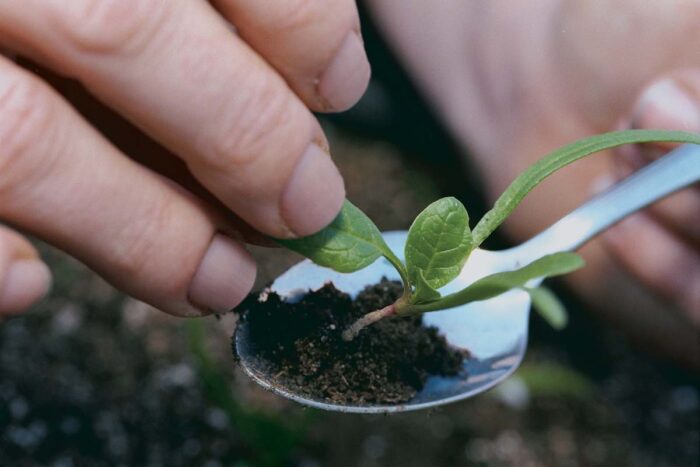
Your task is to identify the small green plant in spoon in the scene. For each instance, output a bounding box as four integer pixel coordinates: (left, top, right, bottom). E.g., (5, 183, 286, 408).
(279, 130, 700, 340)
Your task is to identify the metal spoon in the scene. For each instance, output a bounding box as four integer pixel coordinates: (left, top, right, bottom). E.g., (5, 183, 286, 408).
(235, 144, 700, 413)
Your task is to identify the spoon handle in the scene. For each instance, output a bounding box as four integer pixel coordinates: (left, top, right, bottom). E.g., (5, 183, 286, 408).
(514, 143, 700, 259)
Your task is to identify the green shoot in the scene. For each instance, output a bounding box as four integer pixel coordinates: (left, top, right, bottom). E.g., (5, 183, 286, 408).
(280, 130, 700, 339)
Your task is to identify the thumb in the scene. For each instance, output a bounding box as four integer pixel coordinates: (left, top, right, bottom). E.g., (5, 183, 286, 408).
(629, 72, 700, 134)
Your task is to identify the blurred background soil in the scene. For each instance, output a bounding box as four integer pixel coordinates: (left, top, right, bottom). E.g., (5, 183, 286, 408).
(1, 124, 698, 467)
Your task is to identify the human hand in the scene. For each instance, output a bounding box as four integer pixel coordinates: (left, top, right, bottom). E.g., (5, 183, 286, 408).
(368, 0, 699, 363)
(0, 0, 370, 316)
(603, 77, 700, 327)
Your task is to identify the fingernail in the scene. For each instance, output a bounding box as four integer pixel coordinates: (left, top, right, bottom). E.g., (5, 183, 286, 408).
(318, 32, 371, 111)
(0, 260, 52, 315)
(281, 143, 345, 237)
(590, 175, 615, 195)
(632, 79, 700, 132)
(602, 214, 640, 245)
(611, 144, 649, 180)
(188, 234, 256, 314)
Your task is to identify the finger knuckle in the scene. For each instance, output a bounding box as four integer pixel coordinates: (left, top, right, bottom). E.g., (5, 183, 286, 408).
(48, 0, 167, 55)
(110, 196, 177, 278)
(268, 0, 356, 38)
(0, 75, 57, 198)
(266, 0, 324, 33)
(209, 74, 298, 170)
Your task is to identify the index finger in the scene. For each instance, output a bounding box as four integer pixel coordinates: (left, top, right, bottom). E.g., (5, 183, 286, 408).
(1, 0, 345, 238)
(214, 0, 370, 112)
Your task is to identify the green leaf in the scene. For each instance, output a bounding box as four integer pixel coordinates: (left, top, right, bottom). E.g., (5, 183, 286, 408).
(527, 286, 568, 329)
(278, 200, 398, 274)
(472, 130, 700, 246)
(405, 197, 473, 292)
(413, 270, 441, 303)
(412, 252, 584, 312)
(516, 362, 593, 398)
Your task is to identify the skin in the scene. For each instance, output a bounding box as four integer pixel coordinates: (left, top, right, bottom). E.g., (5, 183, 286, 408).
(0, 0, 370, 317)
(367, 0, 700, 366)
(2, 1, 697, 368)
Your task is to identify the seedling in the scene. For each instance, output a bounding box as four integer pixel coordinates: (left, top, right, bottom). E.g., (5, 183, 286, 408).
(279, 130, 700, 340)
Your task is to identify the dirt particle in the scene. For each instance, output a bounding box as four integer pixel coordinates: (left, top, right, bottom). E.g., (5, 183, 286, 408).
(235, 279, 466, 405)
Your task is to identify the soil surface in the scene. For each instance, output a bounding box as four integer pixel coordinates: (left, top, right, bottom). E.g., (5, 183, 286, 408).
(237, 279, 466, 405)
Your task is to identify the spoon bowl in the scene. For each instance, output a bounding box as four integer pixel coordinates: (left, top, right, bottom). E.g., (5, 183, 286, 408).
(236, 232, 532, 413)
(235, 144, 700, 413)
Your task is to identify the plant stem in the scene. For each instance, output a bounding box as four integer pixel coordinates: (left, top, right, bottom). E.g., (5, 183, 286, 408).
(382, 250, 411, 291)
(472, 130, 700, 246)
(342, 303, 397, 341)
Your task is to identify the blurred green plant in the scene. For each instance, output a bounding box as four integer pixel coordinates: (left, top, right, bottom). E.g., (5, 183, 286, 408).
(518, 362, 595, 399)
(186, 320, 314, 467)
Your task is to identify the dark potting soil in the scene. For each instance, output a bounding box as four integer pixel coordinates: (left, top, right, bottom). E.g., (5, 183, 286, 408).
(235, 279, 467, 405)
